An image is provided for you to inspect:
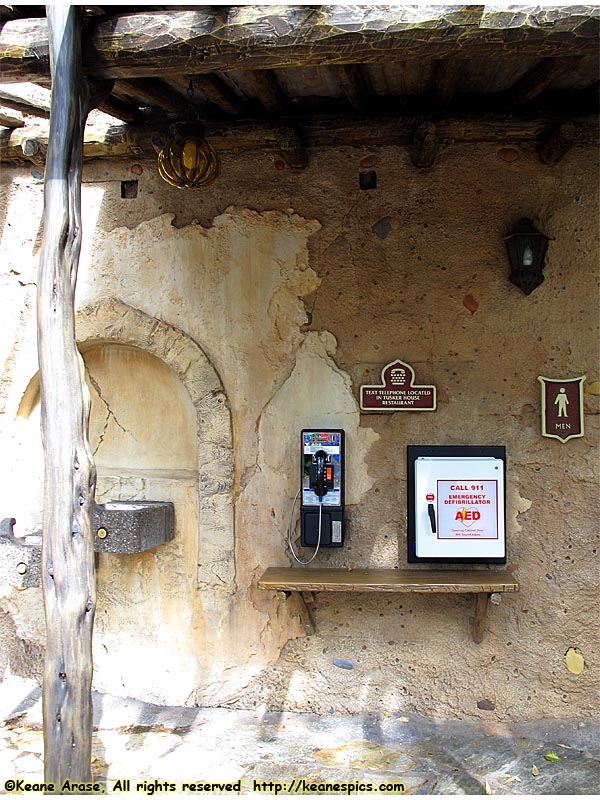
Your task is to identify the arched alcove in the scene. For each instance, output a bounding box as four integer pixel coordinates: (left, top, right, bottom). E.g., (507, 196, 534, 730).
(84, 343, 197, 474)
(84, 341, 202, 700)
(75, 298, 235, 592)
(9, 299, 236, 704)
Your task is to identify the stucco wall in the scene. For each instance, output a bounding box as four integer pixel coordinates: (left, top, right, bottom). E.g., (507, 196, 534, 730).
(0, 139, 598, 721)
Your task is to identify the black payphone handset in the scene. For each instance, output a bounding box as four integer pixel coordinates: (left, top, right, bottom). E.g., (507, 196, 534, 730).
(309, 450, 334, 500)
(287, 430, 345, 565)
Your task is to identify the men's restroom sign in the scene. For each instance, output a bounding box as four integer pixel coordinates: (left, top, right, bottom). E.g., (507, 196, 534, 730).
(538, 375, 585, 443)
(360, 360, 436, 411)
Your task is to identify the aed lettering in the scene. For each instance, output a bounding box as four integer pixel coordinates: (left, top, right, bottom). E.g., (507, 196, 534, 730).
(455, 509, 481, 521)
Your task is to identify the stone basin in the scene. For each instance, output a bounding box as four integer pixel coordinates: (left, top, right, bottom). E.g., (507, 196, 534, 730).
(92, 501, 175, 554)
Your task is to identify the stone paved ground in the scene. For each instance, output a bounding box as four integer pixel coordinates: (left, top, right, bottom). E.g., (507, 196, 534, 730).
(1, 676, 598, 796)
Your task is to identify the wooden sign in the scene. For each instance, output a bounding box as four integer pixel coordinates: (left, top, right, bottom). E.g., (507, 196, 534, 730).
(360, 360, 436, 412)
(538, 375, 585, 443)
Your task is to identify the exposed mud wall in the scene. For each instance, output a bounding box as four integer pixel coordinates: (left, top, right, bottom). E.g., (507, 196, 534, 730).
(0, 140, 598, 720)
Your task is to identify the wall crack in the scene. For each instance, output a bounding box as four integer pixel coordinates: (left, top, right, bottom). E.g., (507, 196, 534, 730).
(86, 369, 135, 457)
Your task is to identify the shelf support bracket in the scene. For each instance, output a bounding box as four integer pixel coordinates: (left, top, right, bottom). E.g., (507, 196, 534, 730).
(472, 592, 489, 644)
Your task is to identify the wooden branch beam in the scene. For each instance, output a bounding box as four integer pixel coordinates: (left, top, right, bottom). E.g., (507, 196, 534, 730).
(95, 95, 142, 123)
(337, 64, 371, 112)
(0, 106, 24, 128)
(191, 74, 242, 115)
(21, 136, 45, 165)
(241, 69, 284, 114)
(275, 125, 307, 170)
(1, 8, 598, 82)
(411, 121, 437, 167)
(539, 122, 578, 164)
(0, 88, 50, 118)
(2, 112, 597, 164)
(0, 4, 45, 22)
(114, 77, 189, 114)
(161, 73, 242, 116)
(87, 78, 142, 123)
(434, 58, 463, 108)
(514, 56, 583, 103)
(38, 5, 96, 787)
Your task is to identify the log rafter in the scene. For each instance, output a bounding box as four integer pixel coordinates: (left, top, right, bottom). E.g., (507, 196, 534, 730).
(114, 77, 190, 114)
(240, 69, 284, 114)
(2, 111, 597, 165)
(514, 56, 585, 103)
(160, 73, 243, 116)
(189, 74, 242, 116)
(337, 64, 371, 112)
(0, 88, 50, 118)
(411, 121, 437, 168)
(95, 94, 142, 123)
(0, 8, 598, 83)
(434, 58, 463, 108)
(0, 106, 24, 128)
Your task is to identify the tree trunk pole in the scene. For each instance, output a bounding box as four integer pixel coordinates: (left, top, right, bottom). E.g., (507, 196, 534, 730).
(38, 5, 95, 788)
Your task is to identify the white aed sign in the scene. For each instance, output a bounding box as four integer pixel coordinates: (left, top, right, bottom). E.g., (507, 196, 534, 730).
(407, 446, 506, 563)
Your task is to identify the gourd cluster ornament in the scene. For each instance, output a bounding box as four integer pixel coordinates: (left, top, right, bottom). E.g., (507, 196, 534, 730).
(157, 121, 220, 189)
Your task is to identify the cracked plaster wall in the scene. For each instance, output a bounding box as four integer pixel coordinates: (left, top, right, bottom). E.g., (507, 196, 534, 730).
(0, 140, 598, 720)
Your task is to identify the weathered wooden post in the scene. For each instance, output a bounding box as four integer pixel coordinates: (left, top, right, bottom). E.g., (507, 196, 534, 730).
(37, 5, 96, 788)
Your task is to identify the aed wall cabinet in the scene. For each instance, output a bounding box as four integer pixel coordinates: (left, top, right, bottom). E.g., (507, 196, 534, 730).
(407, 445, 506, 564)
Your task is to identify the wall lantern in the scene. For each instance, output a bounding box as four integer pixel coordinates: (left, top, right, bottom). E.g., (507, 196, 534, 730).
(504, 218, 549, 295)
(157, 121, 220, 189)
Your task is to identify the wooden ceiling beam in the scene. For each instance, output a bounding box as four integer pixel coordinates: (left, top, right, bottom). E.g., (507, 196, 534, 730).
(2, 112, 597, 164)
(86, 77, 142, 123)
(274, 126, 307, 170)
(434, 58, 463, 108)
(0, 8, 598, 82)
(0, 5, 45, 21)
(0, 106, 24, 128)
(337, 65, 371, 112)
(539, 122, 578, 164)
(513, 56, 584, 103)
(241, 70, 284, 114)
(95, 95, 143, 123)
(113, 77, 189, 113)
(0, 88, 50, 118)
(411, 122, 437, 168)
(188, 75, 242, 116)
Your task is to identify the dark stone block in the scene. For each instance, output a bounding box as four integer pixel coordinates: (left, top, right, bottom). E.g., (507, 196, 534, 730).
(0, 518, 42, 588)
(92, 501, 175, 554)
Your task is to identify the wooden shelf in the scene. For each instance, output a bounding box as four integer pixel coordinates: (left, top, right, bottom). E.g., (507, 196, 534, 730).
(258, 567, 519, 643)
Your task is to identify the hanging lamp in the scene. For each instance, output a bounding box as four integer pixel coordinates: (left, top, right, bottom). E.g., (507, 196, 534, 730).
(157, 82, 220, 189)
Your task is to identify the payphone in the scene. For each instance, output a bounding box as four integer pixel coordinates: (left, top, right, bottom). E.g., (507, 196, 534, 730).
(407, 445, 506, 563)
(297, 430, 345, 553)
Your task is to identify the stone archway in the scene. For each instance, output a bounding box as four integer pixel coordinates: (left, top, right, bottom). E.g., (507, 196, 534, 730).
(76, 297, 235, 593)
